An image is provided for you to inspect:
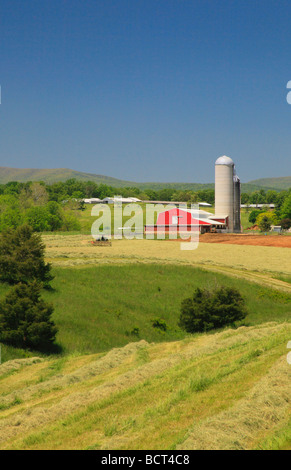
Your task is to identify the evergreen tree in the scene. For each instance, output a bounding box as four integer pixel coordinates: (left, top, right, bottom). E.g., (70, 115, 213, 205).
(0, 224, 53, 286)
(0, 281, 57, 350)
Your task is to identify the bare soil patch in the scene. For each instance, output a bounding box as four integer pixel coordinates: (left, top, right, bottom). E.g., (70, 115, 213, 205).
(199, 233, 291, 248)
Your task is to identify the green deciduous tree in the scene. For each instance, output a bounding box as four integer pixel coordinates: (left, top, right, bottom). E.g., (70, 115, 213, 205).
(248, 209, 261, 225)
(280, 193, 291, 219)
(179, 286, 247, 333)
(279, 218, 291, 230)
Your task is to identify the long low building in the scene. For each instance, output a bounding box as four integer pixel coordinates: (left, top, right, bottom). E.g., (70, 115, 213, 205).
(240, 204, 275, 208)
(82, 197, 142, 204)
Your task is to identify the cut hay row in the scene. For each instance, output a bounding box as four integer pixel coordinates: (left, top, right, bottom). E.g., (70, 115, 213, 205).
(0, 341, 148, 407)
(179, 355, 290, 450)
(1, 322, 282, 408)
(43, 235, 291, 276)
(0, 322, 290, 450)
(0, 358, 43, 378)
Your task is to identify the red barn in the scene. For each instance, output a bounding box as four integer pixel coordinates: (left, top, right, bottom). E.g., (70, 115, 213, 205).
(144, 208, 228, 235)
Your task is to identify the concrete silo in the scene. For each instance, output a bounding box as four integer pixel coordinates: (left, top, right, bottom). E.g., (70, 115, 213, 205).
(215, 155, 241, 233)
(233, 172, 241, 232)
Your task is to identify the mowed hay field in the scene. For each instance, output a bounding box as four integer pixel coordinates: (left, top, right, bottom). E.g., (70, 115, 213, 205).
(44, 234, 291, 272)
(0, 231, 290, 450)
(43, 234, 291, 292)
(0, 322, 290, 450)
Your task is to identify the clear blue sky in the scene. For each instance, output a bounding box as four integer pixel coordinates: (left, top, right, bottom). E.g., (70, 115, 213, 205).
(1, 0, 291, 183)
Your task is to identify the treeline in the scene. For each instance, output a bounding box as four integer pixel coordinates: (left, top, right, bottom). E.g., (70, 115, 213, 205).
(2, 178, 290, 204)
(0, 181, 81, 233)
(0, 179, 291, 233)
(243, 188, 291, 225)
(0, 179, 216, 205)
(240, 188, 290, 208)
(247, 194, 291, 230)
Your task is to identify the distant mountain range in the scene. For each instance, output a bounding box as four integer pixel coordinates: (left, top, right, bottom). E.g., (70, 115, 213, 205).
(0, 166, 290, 192)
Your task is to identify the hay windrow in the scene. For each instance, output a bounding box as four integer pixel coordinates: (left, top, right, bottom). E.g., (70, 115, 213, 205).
(179, 356, 291, 450)
(0, 323, 290, 449)
(0, 358, 43, 378)
(0, 341, 148, 407)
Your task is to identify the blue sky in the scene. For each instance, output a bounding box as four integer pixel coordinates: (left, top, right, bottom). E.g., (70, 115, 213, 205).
(1, 0, 291, 183)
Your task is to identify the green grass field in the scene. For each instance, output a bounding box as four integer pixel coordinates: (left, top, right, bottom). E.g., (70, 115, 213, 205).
(46, 265, 291, 355)
(0, 264, 290, 361)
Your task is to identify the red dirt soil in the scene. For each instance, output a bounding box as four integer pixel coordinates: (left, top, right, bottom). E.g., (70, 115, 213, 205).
(199, 233, 291, 248)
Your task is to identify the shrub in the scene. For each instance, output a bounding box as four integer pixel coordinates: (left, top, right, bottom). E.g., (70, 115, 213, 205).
(256, 211, 278, 232)
(151, 317, 168, 331)
(125, 327, 140, 337)
(257, 215, 271, 232)
(179, 286, 247, 333)
(0, 281, 57, 350)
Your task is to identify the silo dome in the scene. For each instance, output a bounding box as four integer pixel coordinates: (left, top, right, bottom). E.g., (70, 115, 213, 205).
(215, 155, 234, 166)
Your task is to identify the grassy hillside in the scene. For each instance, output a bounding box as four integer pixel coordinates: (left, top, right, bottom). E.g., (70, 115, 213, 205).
(0, 167, 133, 186)
(249, 176, 291, 190)
(0, 166, 214, 188)
(0, 264, 290, 359)
(0, 166, 288, 191)
(0, 321, 290, 450)
(40, 264, 291, 355)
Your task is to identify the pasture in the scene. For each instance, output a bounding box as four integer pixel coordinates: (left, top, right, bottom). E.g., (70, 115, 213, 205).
(0, 263, 290, 361)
